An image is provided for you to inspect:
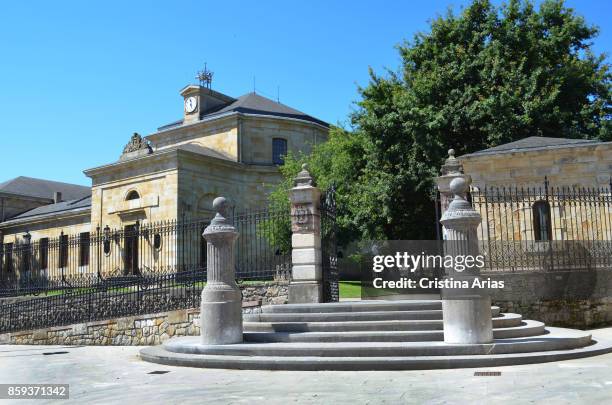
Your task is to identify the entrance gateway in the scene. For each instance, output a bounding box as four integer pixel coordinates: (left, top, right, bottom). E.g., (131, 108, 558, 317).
(140, 165, 612, 370)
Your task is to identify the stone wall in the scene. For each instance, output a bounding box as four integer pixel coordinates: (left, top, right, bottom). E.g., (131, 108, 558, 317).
(0, 281, 288, 346)
(488, 269, 612, 328)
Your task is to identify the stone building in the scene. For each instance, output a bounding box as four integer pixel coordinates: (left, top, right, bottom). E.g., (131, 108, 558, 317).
(457, 136, 612, 244)
(460, 136, 612, 189)
(0, 81, 328, 282)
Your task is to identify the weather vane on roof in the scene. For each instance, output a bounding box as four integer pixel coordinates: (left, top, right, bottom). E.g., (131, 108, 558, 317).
(196, 63, 214, 89)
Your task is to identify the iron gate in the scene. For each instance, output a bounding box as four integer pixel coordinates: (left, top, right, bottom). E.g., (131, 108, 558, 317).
(321, 185, 339, 302)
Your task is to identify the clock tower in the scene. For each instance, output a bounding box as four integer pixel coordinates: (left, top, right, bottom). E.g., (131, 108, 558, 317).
(180, 66, 235, 125)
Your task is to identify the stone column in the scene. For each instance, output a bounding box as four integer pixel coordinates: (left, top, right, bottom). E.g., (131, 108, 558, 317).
(288, 164, 323, 304)
(440, 177, 493, 344)
(200, 197, 242, 345)
(434, 149, 472, 239)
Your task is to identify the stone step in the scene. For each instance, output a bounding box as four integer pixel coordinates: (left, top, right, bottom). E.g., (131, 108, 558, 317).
(246, 310, 443, 322)
(261, 300, 443, 313)
(140, 330, 612, 371)
(243, 313, 522, 333)
(242, 320, 545, 343)
(246, 307, 500, 323)
(161, 327, 592, 358)
(261, 300, 501, 316)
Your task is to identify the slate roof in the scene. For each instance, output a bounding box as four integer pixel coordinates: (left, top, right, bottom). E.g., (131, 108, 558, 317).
(158, 92, 329, 131)
(0, 176, 90, 200)
(3, 195, 92, 223)
(462, 137, 603, 158)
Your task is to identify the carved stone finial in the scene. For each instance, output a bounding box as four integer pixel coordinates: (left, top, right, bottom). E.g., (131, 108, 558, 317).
(204, 196, 235, 232)
(441, 148, 463, 175)
(213, 196, 229, 217)
(444, 177, 474, 214)
(450, 177, 468, 199)
(294, 163, 315, 187)
(120, 133, 152, 160)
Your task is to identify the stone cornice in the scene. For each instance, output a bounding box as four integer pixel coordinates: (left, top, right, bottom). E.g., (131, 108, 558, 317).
(83, 148, 179, 179)
(150, 110, 328, 140)
(176, 148, 279, 174)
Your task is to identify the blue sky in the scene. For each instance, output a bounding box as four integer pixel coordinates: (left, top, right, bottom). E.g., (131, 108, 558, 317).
(0, 0, 610, 186)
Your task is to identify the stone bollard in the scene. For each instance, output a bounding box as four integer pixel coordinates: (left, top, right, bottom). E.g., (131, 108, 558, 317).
(440, 177, 493, 344)
(200, 196, 242, 345)
(288, 164, 323, 304)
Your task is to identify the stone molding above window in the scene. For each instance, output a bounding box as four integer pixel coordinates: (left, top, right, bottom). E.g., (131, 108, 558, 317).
(106, 195, 159, 215)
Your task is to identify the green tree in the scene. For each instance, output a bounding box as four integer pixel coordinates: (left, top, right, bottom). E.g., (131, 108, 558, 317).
(271, 0, 611, 243)
(267, 126, 371, 247)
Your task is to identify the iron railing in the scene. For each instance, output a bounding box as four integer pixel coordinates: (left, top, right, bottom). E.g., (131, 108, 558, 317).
(0, 269, 203, 333)
(0, 190, 342, 333)
(0, 209, 291, 298)
(439, 178, 612, 273)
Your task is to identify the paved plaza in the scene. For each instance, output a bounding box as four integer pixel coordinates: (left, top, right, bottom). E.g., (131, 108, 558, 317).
(1, 328, 612, 404)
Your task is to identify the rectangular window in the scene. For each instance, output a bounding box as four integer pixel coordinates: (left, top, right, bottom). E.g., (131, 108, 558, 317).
(79, 232, 90, 267)
(272, 138, 287, 165)
(40, 238, 49, 270)
(4, 243, 13, 272)
(59, 235, 68, 268)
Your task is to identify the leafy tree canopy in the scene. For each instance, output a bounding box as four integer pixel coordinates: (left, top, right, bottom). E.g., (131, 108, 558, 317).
(271, 0, 611, 243)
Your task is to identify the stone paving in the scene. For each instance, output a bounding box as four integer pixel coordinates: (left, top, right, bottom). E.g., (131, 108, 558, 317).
(2, 328, 612, 404)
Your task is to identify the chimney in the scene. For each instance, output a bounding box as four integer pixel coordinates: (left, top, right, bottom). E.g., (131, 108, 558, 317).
(53, 192, 62, 204)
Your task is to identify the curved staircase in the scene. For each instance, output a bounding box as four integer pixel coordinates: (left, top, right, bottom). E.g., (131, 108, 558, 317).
(140, 300, 612, 370)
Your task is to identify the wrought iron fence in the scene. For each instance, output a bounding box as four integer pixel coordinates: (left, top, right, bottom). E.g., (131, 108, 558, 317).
(0, 187, 341, 333)
(436, 178, 612, 272)
(0, 209, 291, 298)
(0, 270, 203, 333)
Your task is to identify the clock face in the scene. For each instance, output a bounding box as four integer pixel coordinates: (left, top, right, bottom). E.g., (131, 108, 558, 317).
(184, 96, 198, 113)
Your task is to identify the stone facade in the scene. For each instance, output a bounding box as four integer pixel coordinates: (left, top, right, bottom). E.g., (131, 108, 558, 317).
(0, 281, 288, 345)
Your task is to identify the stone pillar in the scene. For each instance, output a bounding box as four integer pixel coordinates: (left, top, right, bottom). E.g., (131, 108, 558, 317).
(440, 177, 493, 344)
(200, 196, 242, 345)
(435, 149, 472, 239)
(288, 164, 323, 304)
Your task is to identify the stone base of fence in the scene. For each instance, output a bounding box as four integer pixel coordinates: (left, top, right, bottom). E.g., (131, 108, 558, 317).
(488, 269, 612, 329)
(0, 281, 288, 346)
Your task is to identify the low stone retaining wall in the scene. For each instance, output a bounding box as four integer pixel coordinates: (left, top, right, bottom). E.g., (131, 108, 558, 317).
(0, 281, 288, 346)
(488, 269, 612, 329)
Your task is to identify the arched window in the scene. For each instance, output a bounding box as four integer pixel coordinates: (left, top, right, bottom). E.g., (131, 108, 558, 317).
(532, 200, 552, 241)
(272, 138, 287, 165)
(126, 190, 140, 201)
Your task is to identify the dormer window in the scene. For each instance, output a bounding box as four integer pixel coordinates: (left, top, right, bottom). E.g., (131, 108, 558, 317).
(126, 190, 140, 201)
(272, 138, 287, 165)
